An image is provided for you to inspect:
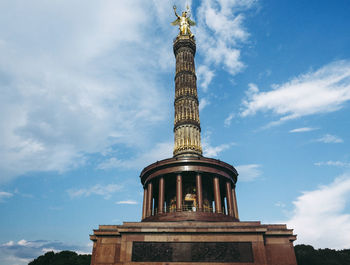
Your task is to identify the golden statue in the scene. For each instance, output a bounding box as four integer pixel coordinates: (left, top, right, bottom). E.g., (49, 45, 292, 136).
(171, 5, 196, 38)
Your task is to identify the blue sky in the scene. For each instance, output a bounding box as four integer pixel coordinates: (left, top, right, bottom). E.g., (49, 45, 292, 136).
(1, 0, 350, 264)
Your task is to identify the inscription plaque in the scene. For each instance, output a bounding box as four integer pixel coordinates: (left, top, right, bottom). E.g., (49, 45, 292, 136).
(132, 242, 254, 262)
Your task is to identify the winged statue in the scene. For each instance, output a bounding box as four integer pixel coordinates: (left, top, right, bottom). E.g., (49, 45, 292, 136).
(171, 5, 196, 38)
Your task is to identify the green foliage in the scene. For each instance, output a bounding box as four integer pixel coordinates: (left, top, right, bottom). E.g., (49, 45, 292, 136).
(28, 250, 91, 265)
(295, 244, 350, 265)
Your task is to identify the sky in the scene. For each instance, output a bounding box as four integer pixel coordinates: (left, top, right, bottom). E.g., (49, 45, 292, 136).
(0, 0, 350, 264)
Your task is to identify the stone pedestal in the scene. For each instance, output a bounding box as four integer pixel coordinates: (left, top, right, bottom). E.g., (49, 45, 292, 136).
(90, 221, 297, 265)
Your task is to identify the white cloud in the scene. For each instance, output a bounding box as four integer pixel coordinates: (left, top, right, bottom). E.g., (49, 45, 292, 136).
(199, 98, 210, 111)
(0, 1, 256, 183)
(286, 174, 350, 249)
(197, 65, 215, 92)
(258, 69, 272, 79)
(0, 191, 13, 202)
(2, 241, 14, 247)
(97, 158, 124, 170)
(67, 184, 122, 199)
(224, 113, 235, 127)
(289, 127, 318, 133)
(16, 240, 28, 247)
(0, 239, 90, 265)
(236, 164, 262, 182)
(203, 143, 233, 157)
(0, 1, 257, 183)
(245, 83, 259, 96)
(116, 200, 138, 205)
(241, 60, 350, 124)
(314, 160, 350, 167)
(97, 141, 173, 170)
(195, 0, 255, 87)
(0, 1, 175, 183)
(275, 201, 286, 208)
(315, 134, 343, 144)
(202, 132, 235, 157)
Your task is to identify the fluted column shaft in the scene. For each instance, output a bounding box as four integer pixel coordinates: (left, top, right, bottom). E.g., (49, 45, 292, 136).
(176, 174, 183, 211)
(232, 186, 239, 219)
(225, 181, 234, 216)
(142, 187, 148, 219)
(146, 182, 153, 217)
(196, 173, 203, 211)
(213, 176, 222, 213)
(158, 177, 165, 214)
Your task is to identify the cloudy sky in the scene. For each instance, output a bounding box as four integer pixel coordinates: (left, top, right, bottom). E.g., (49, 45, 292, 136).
(1, 0, 350, 264)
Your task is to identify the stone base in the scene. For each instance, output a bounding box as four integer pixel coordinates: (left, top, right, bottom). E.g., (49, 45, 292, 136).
(90, 221, 297, 265)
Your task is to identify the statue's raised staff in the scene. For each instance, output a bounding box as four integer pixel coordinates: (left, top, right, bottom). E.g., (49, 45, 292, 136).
(171, 5, 196, 38)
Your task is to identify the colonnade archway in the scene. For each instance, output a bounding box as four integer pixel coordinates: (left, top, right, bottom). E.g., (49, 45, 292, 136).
(140, 156, 239, 222)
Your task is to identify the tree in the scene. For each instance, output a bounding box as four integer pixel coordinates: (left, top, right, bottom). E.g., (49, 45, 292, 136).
(295, 244, 350, 265)
(28, 250, 91, 265)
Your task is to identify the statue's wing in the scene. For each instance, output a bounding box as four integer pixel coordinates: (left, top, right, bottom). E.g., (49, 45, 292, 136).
(188, 18, 196, 26)
(171, 18, 180, 26)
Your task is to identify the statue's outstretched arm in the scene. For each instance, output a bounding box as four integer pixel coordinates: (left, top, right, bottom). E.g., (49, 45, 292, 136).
(186, 5, 191, 18)
(173, 5, 180, 18)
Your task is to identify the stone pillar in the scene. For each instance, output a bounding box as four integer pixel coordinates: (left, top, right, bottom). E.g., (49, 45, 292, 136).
(142, 186, 148, 219)
(196, 173, 203, 211)
(173, 37, 202, 156)
(225, 181, 234, 216)
(232, 186, 239, 219)
(222, 195, 226, 215)
(176, 174, 182, 211)
(158, 177, 165, 214)
(213, 176, 222, 213)
(146, 181, 153, 217)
